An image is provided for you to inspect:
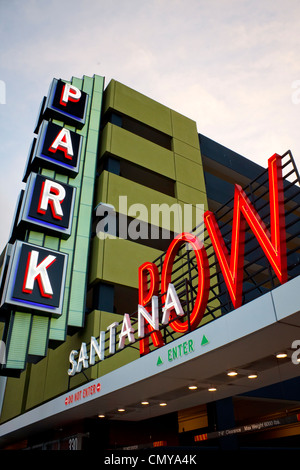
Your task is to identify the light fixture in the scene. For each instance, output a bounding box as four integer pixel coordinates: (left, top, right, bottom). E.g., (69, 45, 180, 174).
(141, 401, 149, 405)
(118, 408, 125, 412)
(276, 353, 287, 359)
(188, 385, 198, 390)
(159, 402, 167, 406)
(227, 370, 238, 377)
(98, 414, 105, 418)
(248, 374, 258, 379)
(208, 387, 217, 392)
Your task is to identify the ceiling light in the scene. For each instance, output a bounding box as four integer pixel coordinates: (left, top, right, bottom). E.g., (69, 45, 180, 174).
(98, 414, 105, 418)
(276, 353, 287, 359)
(248, 374, 257, 379)
(141, 401, 149, 405)
(159, 402, 167, 406)
(208, 387, 217, 392)
(118, 408, 125, 412)
(227, 370, 238, 377)
(188, 385, 198, 390)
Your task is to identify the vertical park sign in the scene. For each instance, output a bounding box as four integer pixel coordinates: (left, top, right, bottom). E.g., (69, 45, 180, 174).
(0, 75, 104, 375)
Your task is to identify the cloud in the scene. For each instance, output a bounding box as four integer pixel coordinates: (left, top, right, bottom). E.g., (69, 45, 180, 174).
(0, 0, 300, 251)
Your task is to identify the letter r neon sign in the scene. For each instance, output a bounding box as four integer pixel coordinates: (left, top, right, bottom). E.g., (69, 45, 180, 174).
(37, 179, 66, 220)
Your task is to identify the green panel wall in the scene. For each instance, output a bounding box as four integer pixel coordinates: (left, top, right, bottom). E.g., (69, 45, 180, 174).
(102, 80, 173, 135)
(99, 123, 176, 179)
(92, 79, 220, 355)
(90, 237, 162, 289)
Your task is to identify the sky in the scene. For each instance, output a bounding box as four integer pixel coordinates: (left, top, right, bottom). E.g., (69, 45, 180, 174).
(0, 0, 300, 251)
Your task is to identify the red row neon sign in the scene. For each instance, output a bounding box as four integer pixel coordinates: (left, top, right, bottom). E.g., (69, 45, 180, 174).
(139, 153, 287, 355)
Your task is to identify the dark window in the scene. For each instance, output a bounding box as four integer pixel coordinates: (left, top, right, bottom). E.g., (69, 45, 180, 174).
(92, 282, 115, 312)
(88, 282, 138, 316)
(98, 156, 175, 198)
(102, 111, 172, 150)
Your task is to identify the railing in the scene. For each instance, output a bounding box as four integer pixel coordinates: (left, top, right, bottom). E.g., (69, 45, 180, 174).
(68, 151, 300, 387)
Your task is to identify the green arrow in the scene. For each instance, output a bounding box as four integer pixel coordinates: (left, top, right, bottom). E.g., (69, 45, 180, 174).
(201, 335, 209, 346)
(157, 356, 163, 366)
